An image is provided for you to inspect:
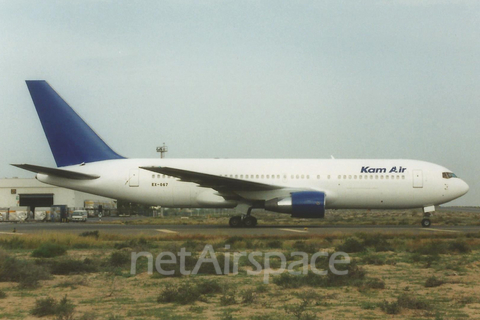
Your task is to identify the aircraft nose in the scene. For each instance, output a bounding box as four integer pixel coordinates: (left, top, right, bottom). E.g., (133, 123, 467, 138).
(459, 179, 469, 196)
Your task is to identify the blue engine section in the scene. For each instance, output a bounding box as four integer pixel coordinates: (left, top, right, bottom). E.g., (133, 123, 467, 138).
(291, 191, 326, 218)
(26, 81, 124, 167)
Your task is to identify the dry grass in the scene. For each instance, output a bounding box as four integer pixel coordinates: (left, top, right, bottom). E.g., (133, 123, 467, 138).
(1, 230, 480, 319)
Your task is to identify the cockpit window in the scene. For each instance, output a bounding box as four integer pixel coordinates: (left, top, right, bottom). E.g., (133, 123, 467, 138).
(442, 172, 458, 179)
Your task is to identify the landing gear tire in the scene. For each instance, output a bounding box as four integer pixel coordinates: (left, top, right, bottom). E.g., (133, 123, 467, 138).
(229, 216, 243, 228)
(243, 216, 257, 228)
(421, 218, 431, 228)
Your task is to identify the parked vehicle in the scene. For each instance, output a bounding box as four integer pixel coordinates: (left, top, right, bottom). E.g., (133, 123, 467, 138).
(71, 210, 88, 222)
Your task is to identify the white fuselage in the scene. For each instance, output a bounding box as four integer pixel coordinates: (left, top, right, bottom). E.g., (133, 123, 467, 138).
(35, 158, 469, 212)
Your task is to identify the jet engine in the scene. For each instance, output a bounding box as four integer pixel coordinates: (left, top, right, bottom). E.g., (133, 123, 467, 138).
(264, 191, 326, 218)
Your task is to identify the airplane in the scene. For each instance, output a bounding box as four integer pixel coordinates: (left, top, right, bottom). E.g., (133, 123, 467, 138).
(12, 80, 469, 228)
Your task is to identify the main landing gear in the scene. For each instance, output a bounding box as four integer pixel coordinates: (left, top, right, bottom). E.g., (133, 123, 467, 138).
(229, 207, 258, 228)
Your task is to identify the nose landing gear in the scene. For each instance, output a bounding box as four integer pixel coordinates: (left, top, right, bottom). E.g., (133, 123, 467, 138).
(421, 218, 431, 228)
(421, 207, 434, 228)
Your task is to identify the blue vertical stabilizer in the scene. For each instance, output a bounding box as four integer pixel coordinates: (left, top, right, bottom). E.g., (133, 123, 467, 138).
(25, 80, 124, 167)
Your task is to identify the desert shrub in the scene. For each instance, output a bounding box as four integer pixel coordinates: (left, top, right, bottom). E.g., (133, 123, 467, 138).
(273, 272, 304, 289)
(241, 289, 255, 304)
(448, 239, 471, 253)
(220, 287, 236, 306)
(0, 290, 6, 299)
(357, 233, 393, 252)
(0, 255, 51, 288)
(292, 241, 317, 254)
(336, 237, 365, 253)
(266, 240, 283, 249)
(31, 242, 67, 258)
(108, 251, 130, 267)
(30, 295, 75, 319)
(55, 295, 76, 320)
(55, 276, 88, 289)
(361, 278, 385, 290)
(284, 298, 316, 320)
(379, 300, 401, 314)
(425, 276, 444, 288)
(196, 253, 233, 275)
(180, 239, 206, 252)
(255, 284, 269, 293)
(31, 297, 58, 317)
(397, 293, 431, 310)
(114, 238, 151, 250)
(78, 312, 97, 320)
(410, 252, 441, 267)
(361, 253, 386, 265)
(50, 258, 98, 275)
(456, 296, 476, 306)
(225, 236, 244, 245)
(274, 261, 365, 288)
(79, 230, 99, 239)
(196, 278, 223, 295)
(157, 282, 204, 305)
(410, 240, 448, 255)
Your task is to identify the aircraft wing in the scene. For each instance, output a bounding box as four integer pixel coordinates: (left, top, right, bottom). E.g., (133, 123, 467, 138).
(140, 166, 283, 192)
(11, 164, 100, 180)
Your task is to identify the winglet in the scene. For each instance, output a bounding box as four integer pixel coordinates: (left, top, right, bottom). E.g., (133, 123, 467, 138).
(25, 80, 124, 167)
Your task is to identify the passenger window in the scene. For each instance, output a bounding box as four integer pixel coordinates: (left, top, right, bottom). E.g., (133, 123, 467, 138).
(328, 175, 331, 179)
(359, 175, 362, 180)
(338, 175, 341, 179)
(354, 175, 357, 179)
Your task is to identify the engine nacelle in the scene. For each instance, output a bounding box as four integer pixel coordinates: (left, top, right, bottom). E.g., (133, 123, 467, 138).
(264, 191, 326, 218)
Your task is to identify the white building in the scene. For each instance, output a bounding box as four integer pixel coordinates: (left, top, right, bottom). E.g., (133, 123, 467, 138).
(0, 178, 116, 211)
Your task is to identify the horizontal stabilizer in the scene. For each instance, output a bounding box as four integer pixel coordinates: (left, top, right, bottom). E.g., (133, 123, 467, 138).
(11, 164, 100, 180)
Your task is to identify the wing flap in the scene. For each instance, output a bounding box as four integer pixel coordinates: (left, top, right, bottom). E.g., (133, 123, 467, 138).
(12, 164, 100, 180)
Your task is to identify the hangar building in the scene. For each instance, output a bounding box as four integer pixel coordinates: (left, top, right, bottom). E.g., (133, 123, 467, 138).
(0, 178, 116, 213)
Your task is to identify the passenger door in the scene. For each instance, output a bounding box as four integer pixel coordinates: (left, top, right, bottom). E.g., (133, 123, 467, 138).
(413, 170, 423, 188)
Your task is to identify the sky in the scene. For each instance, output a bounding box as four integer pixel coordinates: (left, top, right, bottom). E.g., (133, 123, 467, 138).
(0, 0, 478, 206)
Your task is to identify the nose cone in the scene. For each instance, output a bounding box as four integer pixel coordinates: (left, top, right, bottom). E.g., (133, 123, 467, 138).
(459, 179, 470, 196)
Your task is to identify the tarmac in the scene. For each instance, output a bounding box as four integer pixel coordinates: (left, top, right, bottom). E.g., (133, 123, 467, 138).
(1, 219, 479, 236)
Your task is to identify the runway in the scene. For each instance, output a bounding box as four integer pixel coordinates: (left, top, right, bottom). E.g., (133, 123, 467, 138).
(1, 221, 479, 236)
